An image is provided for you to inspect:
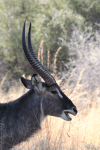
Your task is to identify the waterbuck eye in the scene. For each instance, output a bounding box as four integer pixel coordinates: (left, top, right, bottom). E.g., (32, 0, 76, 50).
(51, 90, 58, 94)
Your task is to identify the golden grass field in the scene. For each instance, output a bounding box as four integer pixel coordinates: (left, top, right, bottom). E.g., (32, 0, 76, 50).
(0, 69, 100, 150)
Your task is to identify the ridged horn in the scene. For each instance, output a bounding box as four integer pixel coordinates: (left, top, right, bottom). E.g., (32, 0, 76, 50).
(28, 23, 46, 71)
(22, 21, 56, 86)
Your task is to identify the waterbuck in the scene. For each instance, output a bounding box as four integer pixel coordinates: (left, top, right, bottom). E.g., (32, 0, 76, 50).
(0, 22, 77, 150)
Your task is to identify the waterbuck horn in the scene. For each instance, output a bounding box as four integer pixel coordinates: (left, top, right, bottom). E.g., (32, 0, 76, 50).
(22, 21, 56, 86)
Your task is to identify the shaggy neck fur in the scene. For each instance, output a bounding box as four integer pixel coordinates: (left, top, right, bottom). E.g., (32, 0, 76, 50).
(0, 89, 45, 150)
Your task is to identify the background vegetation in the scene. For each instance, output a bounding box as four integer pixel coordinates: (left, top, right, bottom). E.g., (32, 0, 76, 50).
(0, 0, 100, 79)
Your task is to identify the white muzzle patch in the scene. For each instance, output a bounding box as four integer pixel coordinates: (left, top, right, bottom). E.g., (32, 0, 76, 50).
(60, 111, 72, 121)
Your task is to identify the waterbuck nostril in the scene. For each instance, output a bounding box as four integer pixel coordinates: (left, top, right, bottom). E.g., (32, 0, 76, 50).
(72, 106, 77, 114)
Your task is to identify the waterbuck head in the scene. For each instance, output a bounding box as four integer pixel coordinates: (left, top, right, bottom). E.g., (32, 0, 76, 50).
(21, 22, 77, 121)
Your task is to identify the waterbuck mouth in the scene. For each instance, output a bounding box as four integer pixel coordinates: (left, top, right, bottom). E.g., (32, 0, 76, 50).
(60, 108, 77, 121)
(64, 109, 77, 120)
(64, 111, 72, 121)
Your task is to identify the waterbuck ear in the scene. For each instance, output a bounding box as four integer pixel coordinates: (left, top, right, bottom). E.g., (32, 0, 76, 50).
(31, 74, 42, 91)
(21, 77, 33, 89)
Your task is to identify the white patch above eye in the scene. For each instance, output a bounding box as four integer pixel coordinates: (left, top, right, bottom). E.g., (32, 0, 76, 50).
(56, 88, 63, 98)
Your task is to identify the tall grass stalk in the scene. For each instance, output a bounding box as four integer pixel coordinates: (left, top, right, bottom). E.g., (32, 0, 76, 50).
(38, 40, 44, 65)
(53, 47, 62, 75)
(47, 50, 50, 70)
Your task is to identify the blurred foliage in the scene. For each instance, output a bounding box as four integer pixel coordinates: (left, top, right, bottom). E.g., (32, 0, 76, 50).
(70, 0, 100, 27)
(0, 0, 100, 79)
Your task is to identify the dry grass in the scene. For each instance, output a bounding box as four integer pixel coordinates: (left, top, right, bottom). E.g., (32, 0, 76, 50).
(0, 70, 100, 150)
(53, 47, 62, 75)
(38, 40, 44, 65)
